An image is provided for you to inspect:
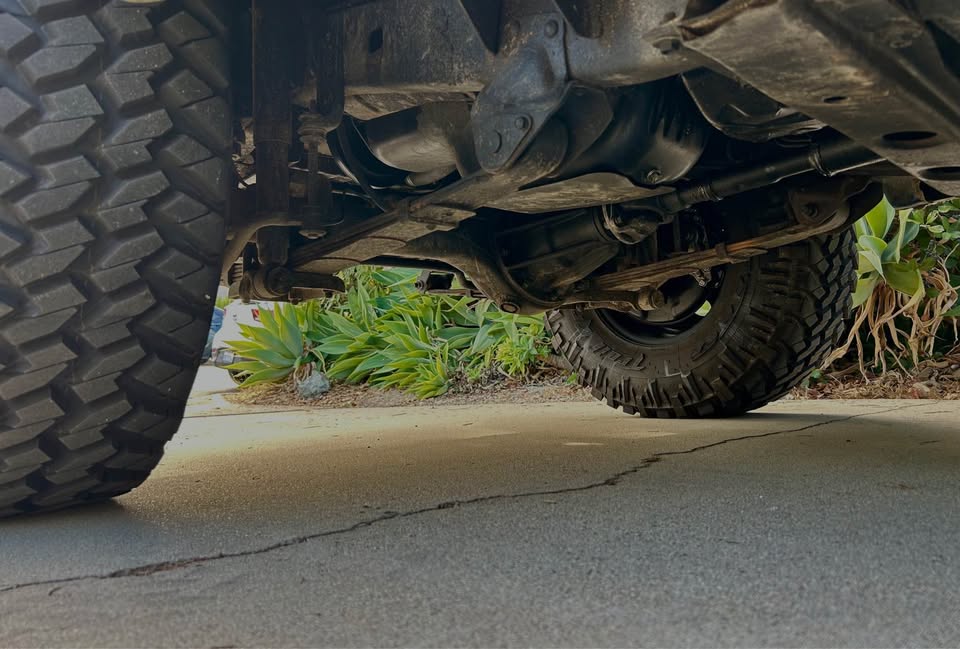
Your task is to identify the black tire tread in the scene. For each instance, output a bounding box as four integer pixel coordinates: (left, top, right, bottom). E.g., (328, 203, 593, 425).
(0, 0, 229, 517)
(546, 230, 857, 418)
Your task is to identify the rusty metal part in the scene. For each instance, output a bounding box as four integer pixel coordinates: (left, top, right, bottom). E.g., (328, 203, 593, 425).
(239, 266, 345, 303)
(221, 214, 302, 286)
(601, 203, 672, 245)
(487, 173, 672, 214)
(590, 180, 868, 293)
(527, 287, 668, 312)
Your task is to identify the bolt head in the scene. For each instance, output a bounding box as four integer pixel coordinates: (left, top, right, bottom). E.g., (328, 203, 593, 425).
(545, 19, 560, 38)
(647, 290, 667, 310)
(514, 116, 530, 131)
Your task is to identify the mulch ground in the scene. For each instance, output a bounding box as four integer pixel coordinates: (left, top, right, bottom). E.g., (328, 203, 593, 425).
(788, 353, 960, 400)
(224, 370, 593, 410)
(225, 355, 960, 409)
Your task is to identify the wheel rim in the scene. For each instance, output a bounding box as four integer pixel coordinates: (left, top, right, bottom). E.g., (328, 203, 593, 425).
(595, 271, 725, 343)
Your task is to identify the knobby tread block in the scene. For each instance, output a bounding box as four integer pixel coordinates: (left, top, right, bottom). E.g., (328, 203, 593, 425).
(547, 229, 858, 418)
(0, 0, 229, 517)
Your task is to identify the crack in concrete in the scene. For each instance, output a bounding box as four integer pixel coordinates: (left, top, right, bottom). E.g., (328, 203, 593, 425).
(0, 403, 926, 595)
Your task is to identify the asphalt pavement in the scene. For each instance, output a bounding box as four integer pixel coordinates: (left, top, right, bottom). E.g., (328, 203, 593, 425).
(1, 367, 958, 647)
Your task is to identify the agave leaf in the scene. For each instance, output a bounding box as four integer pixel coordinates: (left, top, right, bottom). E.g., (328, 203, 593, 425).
(354, 352, 391, 373)
(388, 357, 431, 370)
(324, 311, 364, 338)
(328, 356, 366, 381)
(275, 303, 304, 358)
(502, 317, 519, 344)
(883, 260, 923, 296)
(225, 361, 270, 373)
(256, 306, 280, 338)
(240, 366, 294, 386)
(314, 335, 355, 356)
(858, 249, 885, 277)
(883, 211, 913, 263)
(901, 220, 921, 247)
(858, 234, 887, 258)
(468, 323, 496, 355)
(238, 323, 292, 356)
(242, 348, 296, 369)
(223, 339, 264, 354)
(861, 198, 895, 239)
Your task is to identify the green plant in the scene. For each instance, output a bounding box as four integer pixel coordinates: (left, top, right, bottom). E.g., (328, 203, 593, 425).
(852, 198, 924, 305)
(492, 314, 552, 378)
(280, 268, 554, 398)
(827, 198, 960, 373)
(224, 303, 318, 386)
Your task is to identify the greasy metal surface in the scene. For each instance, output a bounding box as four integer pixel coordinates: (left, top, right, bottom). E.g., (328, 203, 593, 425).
(679, 0, 960, 196)
(471, 12, 570, 172)
(487, 173, 672, 213)
(291, 122, 569, 275)
(337, 0, 698, 97)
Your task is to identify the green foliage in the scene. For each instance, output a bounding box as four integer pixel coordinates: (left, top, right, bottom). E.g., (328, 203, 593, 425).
(853, 198, 925, 305)
(224, 302, 318, 387)
(831, 197, 960, 372)
(230, 267, 553, 398)
(215, 295, 232, 310)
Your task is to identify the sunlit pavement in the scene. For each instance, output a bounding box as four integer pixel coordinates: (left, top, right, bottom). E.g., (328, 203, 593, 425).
(1, 369, 957, 647)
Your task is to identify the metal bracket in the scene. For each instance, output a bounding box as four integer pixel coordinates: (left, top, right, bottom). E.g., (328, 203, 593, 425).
(471, 12, 571, 173)
(456, 0, 504, 53)
(415, 270, 486, 298)
(409, 204, 476, 232)
(239, 266, 345, 303)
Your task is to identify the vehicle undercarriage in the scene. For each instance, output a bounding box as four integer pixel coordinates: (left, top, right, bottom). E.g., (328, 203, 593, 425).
(226, 0, 960, 316)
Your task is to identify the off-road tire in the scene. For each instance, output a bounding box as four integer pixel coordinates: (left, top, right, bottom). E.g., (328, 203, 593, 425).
(0, 0, 230, 516)
(546, 229, 857, 418)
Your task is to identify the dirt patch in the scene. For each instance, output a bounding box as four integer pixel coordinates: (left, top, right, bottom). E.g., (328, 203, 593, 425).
(223, 354, 960, 409)
(225, 372, 593, 409)
(788, 353, 960, 400)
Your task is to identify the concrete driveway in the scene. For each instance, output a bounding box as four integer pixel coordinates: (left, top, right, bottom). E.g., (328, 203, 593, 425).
(1, 368, 958, 647)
